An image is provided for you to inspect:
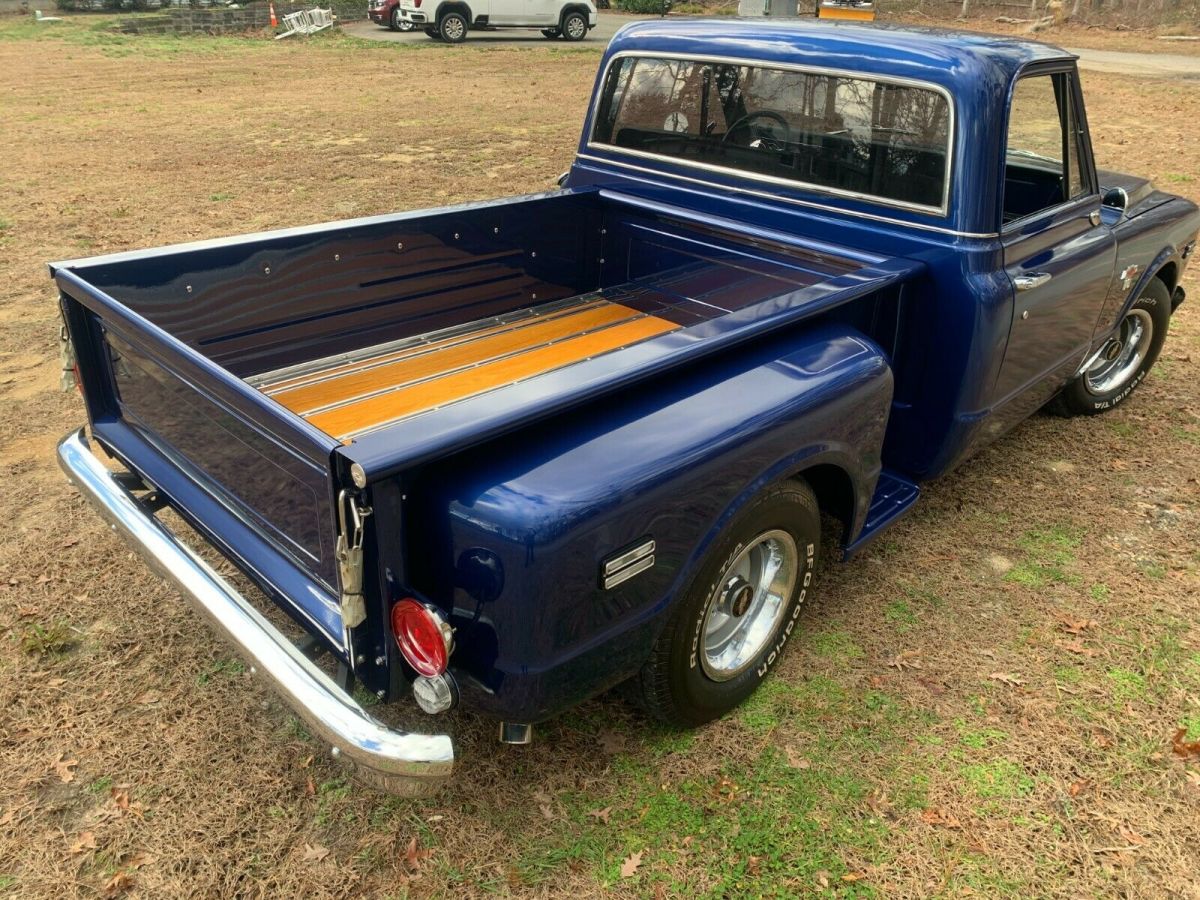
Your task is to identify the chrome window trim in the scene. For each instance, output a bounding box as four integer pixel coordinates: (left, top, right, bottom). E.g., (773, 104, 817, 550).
(575, 152, 999, 240)
(585, 50, 956, 219)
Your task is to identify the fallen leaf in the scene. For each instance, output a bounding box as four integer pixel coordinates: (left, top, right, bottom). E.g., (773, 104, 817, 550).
(533, 789, 555, 821)
(888, 650, 922, 671)
(816, 870, 831, 888)
(1117, 825, 1146, 847)
(867, 675, 884, 688)
(46, 678, 67, 688)
(69, 831, 97, 854)
(304, 776, 315, 797)
(1060, 618, 1098, 636)
(0, 808, 16, 827)
(53, 753, 78, 784)
(597, 729, 626, 755)
(404, 836, 432, 871)
(1171, 728, 1200, 759)
(747, 855, 762, 876)
(681, 835, 694, 848)
(988, 672, 1026, 687)
(1056, 640, 1098, 658)
(920, 807, 963, 829)
(586, 806, 612, 825)
(1183, 769, 1200, 790)
(302, 843, 330, 862)
(133, 691, 160, 705)
(620, 850, 643, 878)
(842, 872, 867, 883)
(1068, 778, 1090, 797)
(102, 872, 134, 898)
(300, 755, 314, 769)
(110, 789, 129, 812)
(126, 852, 154, 870)
(784, 745, 811, 770)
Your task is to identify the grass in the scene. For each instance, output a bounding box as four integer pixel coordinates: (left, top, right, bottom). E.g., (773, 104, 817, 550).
(960, 760, 1035, 800)
(19, 620, 75, 655)
(1004, 525, 1083, 588)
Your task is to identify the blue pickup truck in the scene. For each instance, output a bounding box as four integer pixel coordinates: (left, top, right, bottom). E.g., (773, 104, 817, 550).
(55, 20, 1198, 796)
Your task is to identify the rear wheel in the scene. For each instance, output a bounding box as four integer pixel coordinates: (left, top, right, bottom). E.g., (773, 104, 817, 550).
(438, 10, 468, 42)
(560, 10, 587, 41)
(636, 480, 820, 726)
(1048, 278, 1171, 416)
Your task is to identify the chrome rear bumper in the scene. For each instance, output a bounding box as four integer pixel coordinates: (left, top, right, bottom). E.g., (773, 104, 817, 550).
(57, 429, 453, 797)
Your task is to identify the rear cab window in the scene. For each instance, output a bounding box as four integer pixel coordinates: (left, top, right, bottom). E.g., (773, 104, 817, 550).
(590, 55, 953, 214)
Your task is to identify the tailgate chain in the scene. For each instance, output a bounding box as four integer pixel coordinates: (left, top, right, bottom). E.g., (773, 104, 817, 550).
(335, 489, 372, 629)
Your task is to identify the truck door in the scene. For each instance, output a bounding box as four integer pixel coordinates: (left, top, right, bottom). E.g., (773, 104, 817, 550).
(994, 68, 1116, 402)
(521, 0, 559, 24)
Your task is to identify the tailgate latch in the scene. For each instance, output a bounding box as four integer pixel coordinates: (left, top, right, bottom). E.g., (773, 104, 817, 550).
(335, 490, 372, 629)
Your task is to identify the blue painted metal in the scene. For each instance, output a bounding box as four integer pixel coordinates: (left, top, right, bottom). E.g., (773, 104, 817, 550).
(54, 19, 1200, 727)
(843, 470, 921, 559)
(408, 324, 891, 721)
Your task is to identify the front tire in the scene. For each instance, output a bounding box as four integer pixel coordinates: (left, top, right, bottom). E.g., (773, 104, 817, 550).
(438, 10, 468, 42)
(560, 10, 587, 41)
(636, 480, 820, 726)
(1049, 278, 1171, 416)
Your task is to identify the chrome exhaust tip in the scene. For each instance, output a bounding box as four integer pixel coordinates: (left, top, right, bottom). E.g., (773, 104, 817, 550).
(498, 722, 533, 744)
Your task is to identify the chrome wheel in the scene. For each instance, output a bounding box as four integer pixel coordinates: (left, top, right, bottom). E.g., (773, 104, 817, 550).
(700, 530, 798, 682)
(1085, 308, 1153, 395)
(563, 13, 586, 39)
(441, 15, 465, 40)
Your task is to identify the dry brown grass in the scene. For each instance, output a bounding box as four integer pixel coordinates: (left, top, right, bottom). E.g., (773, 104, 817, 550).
(0, 20, 1198, 899)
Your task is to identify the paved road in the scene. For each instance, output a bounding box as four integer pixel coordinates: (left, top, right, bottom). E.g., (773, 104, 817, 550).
(348, 15, 1200, 78)
(1067, 46, 1200, 78)
(345, 11, 640, 48)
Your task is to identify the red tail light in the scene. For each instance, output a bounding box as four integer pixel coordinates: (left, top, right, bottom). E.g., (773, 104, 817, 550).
(413, 0, 422, 7)
(391, 599, 451, 677)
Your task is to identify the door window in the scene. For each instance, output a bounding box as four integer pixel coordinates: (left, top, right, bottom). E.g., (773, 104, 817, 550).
(1003, 72, 1092, 224)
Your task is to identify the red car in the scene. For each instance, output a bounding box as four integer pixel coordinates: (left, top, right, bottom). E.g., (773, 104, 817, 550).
(368, 0, 414, 30)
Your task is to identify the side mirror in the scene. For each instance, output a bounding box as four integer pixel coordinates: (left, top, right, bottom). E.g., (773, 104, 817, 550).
(1102, 186, 1128, 211)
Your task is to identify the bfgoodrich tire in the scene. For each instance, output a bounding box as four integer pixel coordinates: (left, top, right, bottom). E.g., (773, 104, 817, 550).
(636, 480, 820, 726)
(1049, 278, 1171, 416)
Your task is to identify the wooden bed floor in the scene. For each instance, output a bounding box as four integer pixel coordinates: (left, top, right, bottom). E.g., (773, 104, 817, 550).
(258, 296, 679, 441)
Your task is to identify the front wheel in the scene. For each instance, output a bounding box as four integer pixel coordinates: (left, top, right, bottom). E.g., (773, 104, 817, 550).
(635, 480, 820, 726)
(438, 10, 468, 42)
(560, 10, 587, 41)
(1048, 278, 1171, 416)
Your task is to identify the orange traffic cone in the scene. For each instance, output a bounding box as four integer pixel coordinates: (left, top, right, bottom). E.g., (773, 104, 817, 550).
(269, 0, 277, 26)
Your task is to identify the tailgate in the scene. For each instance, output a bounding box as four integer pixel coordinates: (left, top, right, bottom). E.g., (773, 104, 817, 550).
(54, 266, 347, 652)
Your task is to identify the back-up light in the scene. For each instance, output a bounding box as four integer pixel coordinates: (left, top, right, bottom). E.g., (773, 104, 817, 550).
(391, 599, 452, 676)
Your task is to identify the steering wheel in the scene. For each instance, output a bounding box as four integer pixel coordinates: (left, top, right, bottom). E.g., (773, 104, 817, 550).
(722, 110, 791, 149)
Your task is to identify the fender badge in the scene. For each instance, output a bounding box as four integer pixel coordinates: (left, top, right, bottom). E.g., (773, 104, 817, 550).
(1120, 264, 1140, 291)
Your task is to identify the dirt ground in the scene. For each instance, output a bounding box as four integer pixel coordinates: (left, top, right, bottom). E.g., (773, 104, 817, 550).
(0, 17, 1198, 899)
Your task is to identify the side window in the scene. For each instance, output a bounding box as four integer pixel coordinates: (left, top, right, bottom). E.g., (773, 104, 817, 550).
(1003, 72, 1092, 224)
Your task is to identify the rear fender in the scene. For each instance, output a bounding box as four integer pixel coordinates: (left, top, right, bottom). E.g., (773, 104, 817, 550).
(419, 323, 892, 721)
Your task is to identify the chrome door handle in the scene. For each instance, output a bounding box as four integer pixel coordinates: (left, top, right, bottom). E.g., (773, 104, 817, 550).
(1014, 273, 1052, 291)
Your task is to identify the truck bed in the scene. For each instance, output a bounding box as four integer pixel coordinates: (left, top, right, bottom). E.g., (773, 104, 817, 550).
(255, 295, 679, 441)
(53, 187, 921, 652)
